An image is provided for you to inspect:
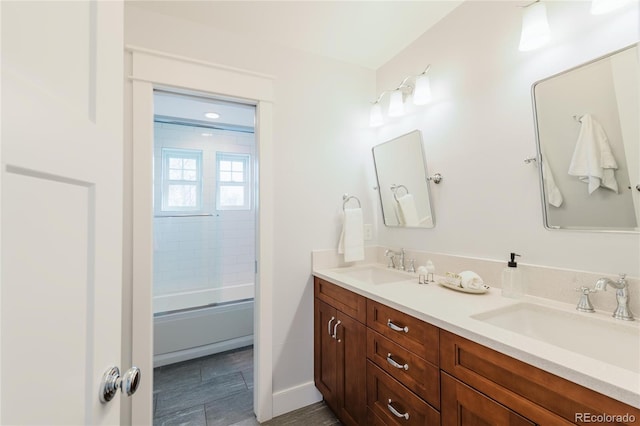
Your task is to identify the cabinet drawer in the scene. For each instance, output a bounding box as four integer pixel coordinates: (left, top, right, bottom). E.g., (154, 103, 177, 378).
(367, 329, 439, 409)
(367, 300, 439, 365)
(367, 361, 440, 426)
(440, 330, 640, 425)
(315, 277, 366, 323)
(441, 372, 536, 426)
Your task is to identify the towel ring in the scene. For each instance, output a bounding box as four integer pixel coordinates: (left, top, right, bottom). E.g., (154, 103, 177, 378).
(390, 184, 409, 202)
(342, 194, 361, 210)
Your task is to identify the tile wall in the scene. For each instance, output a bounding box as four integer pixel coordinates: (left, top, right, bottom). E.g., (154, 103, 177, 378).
(153, 122, 255, 310)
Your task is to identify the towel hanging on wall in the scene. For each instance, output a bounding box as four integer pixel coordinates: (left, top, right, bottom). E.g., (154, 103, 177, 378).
(568, 114, 619, 194)
(338, 206, 364, 263)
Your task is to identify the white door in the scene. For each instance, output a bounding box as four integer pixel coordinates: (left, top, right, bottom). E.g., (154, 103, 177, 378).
(1, 2, 126, 424)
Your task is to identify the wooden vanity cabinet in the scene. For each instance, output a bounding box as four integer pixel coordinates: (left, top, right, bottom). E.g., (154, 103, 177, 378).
(314, 277, 367, 426)
(440, 330, 640, 426)
(314, 276, 640, 426)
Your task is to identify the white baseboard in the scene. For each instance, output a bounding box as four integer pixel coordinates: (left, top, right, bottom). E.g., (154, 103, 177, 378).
(272, 380, 323, 418)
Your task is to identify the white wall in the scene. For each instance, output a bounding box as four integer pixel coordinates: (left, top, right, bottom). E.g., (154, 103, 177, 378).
(374, 1, 640, 277)
(123, 2, 376, 414)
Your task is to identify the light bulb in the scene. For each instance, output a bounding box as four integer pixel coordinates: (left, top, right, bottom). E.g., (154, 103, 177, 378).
(388, 90, 405, 117)
(369, 103, 384, 127)
(413, 74, 432, 105)
(518, 1, 551, 52)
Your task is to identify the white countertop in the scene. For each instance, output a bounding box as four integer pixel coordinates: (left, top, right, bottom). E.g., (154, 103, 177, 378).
(313, 263, 640, 409)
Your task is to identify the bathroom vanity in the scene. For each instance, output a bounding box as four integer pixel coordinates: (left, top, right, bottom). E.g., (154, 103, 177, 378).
(313, 268, 640, 425)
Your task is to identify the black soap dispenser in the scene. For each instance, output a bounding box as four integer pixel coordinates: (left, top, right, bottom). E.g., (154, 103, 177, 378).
(501, 253, 523, 298)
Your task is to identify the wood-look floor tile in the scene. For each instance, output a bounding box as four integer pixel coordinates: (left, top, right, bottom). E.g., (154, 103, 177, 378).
(155, 372, 247, 418)
(200, 346, 253, 382)
(153, 405, 206, 426)
(204, 389, 254, 426)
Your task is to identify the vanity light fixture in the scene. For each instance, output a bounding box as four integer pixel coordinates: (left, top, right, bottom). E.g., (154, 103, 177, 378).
(591, 0, 636, 14)
(369, 102, 384, 127)
(412, 65, 432, 106)
(388, 89, 405, 117)
(204, 112, 220, 119)
(369, 65, 432, 127)
(518, 0, 551, 52)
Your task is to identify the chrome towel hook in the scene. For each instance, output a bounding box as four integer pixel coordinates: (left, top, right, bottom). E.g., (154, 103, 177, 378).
(427, 173, 443, 184)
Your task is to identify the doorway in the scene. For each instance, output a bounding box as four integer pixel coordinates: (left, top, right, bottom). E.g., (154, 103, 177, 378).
(129, 45, 275, 425)
(150, 90, 257, 421)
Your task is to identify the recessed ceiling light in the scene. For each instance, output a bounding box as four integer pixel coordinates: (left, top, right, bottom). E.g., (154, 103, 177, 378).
(201, 132, 213, 137)
(204, 112, 220, 119)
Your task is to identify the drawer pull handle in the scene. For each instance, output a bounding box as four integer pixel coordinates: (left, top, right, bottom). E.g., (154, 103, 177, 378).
(387, 399, 409, 420)
(386, 353, 409, 370)
(327, 317, 335, 337)
(332, 320, 342, 341)
(387, 319, 409, 333)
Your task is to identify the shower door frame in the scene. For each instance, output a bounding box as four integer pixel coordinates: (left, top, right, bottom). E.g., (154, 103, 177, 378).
(128, 46, 275, 425)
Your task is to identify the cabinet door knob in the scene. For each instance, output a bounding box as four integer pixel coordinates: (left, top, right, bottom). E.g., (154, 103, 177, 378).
(387, 319, 409, 333)
(386, 353, 409, 370)
(387, 399, 410, 420)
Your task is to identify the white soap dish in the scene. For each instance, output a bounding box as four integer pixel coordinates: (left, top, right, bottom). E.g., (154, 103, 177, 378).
(437, 280, 490, 294)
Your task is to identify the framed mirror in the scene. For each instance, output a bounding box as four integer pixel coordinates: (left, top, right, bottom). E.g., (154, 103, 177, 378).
(532, 44, 639, 232)
(372, 130, 435, 228)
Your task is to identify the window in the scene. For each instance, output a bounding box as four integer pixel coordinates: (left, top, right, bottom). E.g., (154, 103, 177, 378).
(161, 148, 202, 211)
(216, 152, 251, 210)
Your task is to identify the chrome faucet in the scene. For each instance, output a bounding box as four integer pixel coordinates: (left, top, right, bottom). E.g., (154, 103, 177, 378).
(384, 248, 405, 271)
(594, 274, 634, 321)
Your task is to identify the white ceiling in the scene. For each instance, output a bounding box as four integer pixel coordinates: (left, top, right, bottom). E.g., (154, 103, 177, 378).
(154, 90, 256, 129)
(129, 0, 463, 70)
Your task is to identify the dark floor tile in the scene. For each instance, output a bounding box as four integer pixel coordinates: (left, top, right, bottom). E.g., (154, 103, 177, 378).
(241, 368, 253, 390)
(200, 346, 253, 382)
(154, 359, 202, 393)
(204, 389, 255, 426)
(263, 402, 340, 426)
(155, 372, 247, 418)
(153, 405, 207, 426)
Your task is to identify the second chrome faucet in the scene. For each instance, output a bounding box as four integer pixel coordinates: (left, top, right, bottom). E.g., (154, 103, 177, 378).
(576, 274, 634, 321)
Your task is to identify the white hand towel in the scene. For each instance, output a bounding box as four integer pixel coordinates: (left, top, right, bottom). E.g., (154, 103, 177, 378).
(458, 271, 484, 290)
(397, 194, 419, 226)
(568, 114, 618, 194)
(542, 159, 563, 207)
(337, 208, 364, 262)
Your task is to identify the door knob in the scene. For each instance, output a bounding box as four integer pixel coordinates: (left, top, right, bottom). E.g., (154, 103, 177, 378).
(99, 366, 141, 403)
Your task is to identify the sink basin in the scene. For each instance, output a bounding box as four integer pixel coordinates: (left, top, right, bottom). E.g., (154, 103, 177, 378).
(330, 266, 414, 285)
(472, 303, 640, 373)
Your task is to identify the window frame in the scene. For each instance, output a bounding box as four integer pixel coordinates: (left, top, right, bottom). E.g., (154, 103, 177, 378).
(161, 148, 203, 212)
(216, 152, 251, 211)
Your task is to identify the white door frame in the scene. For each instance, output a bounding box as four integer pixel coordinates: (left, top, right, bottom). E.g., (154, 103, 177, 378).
(127, 46, 275, 425)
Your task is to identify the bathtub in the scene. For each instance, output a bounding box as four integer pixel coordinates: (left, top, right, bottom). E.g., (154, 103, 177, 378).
(153, 284, 254, 367)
